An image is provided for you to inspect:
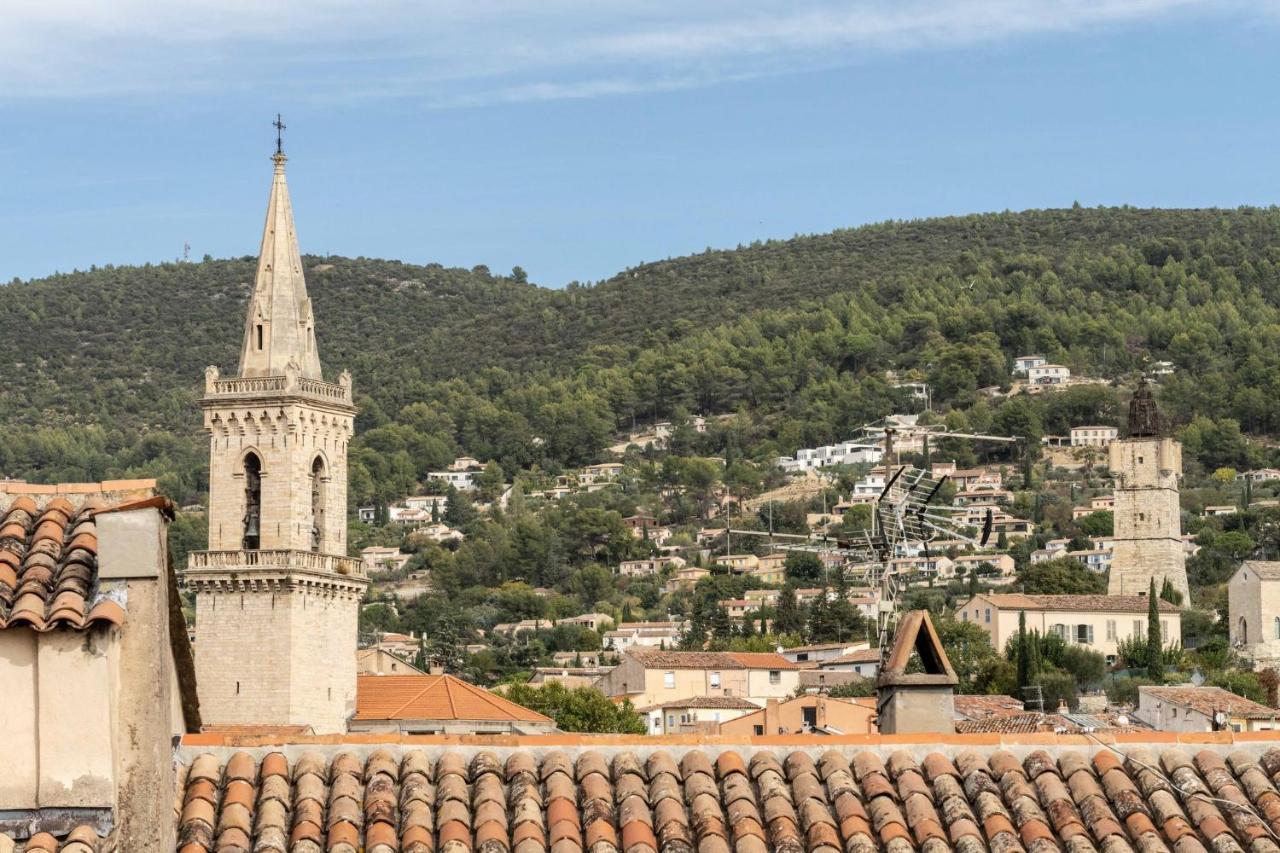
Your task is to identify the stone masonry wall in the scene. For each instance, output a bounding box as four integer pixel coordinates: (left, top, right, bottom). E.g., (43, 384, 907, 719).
(203, 401, 352, 554)
(1107, 436, 1189, 602)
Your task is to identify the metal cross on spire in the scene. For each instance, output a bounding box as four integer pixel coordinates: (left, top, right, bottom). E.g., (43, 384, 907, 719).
(273, 113, 286, 156)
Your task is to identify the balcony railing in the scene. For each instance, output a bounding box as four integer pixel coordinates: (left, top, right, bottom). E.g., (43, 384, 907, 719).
(205, 374, 352, 404)
(186, 549, 364, 577)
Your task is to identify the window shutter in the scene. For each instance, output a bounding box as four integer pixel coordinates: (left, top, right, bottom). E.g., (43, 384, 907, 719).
(1088, 625, 1095, 644)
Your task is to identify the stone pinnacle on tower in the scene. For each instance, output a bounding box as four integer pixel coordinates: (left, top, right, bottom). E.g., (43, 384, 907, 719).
(238, 116, 322, 380)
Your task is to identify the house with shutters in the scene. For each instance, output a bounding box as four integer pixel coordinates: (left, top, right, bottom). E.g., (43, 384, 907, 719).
(956, 592, 1181, 664)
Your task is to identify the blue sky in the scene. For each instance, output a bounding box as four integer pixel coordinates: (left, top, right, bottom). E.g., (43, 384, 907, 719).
(1, 1, 1277, 287)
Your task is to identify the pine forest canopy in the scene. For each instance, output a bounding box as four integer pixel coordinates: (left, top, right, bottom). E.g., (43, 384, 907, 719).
(3, 204, 1280, 505)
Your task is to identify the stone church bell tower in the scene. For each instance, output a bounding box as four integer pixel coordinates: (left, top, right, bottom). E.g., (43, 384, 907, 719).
(185, 140, 367, 733)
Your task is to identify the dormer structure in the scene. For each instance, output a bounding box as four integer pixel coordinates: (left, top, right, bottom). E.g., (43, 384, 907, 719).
(185, 147, 367, 734)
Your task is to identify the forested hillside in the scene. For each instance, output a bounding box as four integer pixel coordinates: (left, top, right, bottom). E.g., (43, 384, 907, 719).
(3, 205, 1280, 504)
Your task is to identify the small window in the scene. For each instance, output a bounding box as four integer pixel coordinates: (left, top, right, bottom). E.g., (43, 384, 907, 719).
(754, 725, 764, 735)
(256, 324, 264, 350)
(667, 715, 674, 727)
(664, 671, 675, 689)
(769, 670, 781, 684)
(1134, 620, 1145, 639)
(1106, 620, 1117, 640)
(710, 671, 721, 688)
(984, 608, 991, 624)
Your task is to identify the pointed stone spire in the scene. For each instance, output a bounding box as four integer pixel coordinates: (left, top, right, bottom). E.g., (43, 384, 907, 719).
(238, 151, 323, 379)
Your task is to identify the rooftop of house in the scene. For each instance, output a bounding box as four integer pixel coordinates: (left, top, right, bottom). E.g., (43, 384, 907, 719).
(169, 737, 1280, 853)
(627, 649, 799, 670)
(820, 648, 882, 666)
(975, 593, 1180, 613)
(953, 711, 1149, 734)
(1142, 686, 1280, 720)
(1236, 561, 1280, 580)
(353, 674, 552, 723)
(0, 481, 159, 632)
(636, 695, 762, 712)
(784, 641, 864, 654)
(952, 694, 1026, 718)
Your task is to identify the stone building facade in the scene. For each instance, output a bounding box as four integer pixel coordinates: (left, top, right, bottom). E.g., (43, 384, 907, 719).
(1228, 561, 1280, 667)
(185, 149, 367, 734)
(1106, 380, 1189, 603)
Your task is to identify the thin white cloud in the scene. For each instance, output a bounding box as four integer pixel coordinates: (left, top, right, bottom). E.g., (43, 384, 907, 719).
(0, 0, 1266, 104)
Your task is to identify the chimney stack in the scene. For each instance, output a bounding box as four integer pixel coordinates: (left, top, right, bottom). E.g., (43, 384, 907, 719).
(876, 610, 959, 734)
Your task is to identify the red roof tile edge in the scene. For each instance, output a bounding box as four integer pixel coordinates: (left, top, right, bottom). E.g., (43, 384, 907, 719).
(181, 729, 1280, 748)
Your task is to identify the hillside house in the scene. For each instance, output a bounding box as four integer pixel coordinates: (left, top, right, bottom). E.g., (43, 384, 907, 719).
(1239, 469, 1280, 483)
(717, 553, 759, 573)
(952, 553, 1016, 578)
(957, 593, 1181, 664)
(662, 566, 711, 593)
(618, 555, 686, 577)
(361, 545, 412, 574)
(1071, 426, 1119, 447)
(597, 649, 800, 707)
(604, 621, 683, 651)
(1013, 355, 1047, 374)
(1028, 364, 1071, 385)
(579, 463, 624, 486)
(1068, 548, 1112, 574)
(404, 494, 449, 514)
(427, 470, 477, 490)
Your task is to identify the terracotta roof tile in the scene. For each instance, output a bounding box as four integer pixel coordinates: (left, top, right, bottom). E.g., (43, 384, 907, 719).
(1144, 686, 1280, 720)
(0, 496, 123, 631)
(173, 744, 1280, 853)
(979, 593, 1179, 613)
(354, 675, 553, 723)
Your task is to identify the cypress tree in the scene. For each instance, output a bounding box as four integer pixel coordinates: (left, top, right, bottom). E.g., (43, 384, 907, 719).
(1016, 610, 1031, 691)
(1146, 578, 1163, 682)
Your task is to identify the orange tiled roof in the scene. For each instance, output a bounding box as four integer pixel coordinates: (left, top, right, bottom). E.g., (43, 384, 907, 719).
(981, 593, 1180, 613)
(354, 674, 552, 723)
(724, 651, 801, 670)
(174, 742, 1280, 853)
(0, 495, 125, 631)
(1, 825, 108, 851)
(1144, 686, 1280, 720)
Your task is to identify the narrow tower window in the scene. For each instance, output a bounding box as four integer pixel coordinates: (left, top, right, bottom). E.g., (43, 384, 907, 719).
(256, 324, 264, 350)
(243, 452, 262, 550)
(311, 456, 326, 552)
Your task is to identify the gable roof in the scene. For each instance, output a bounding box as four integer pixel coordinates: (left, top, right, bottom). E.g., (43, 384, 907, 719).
(637, 695, 762, 712)
(1236, 561, 1280, 581)
(354, 675, 552, 723)
(1142, 685, 1279, 720)
(626, 649, 798, 670)
(979, 593, 1180, 613)
(174, 740, 1280, 853)
(724, 652, 801, 670)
